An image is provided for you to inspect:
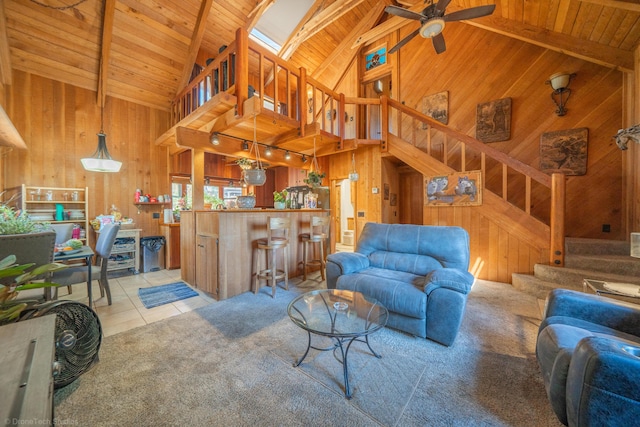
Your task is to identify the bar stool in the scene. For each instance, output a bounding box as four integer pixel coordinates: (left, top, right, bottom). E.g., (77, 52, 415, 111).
(301, 216, 330, 281)
(254, 217, 291, 298)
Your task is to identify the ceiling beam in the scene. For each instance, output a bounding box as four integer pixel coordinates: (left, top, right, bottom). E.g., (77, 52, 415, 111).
(312, 2, 387, 85)
(0, 2, 12, 85)
(176, 0, 214, 93)
(245, 0, 275, 33)
(97, 0, 115, 107)
(351, 2, 425, 49)
(462, 12, 633, 72)
(280, 0, 368, 60)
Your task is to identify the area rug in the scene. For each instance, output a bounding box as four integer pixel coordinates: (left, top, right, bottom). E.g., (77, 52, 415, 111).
(55, 280, 562, 426)
(137, 282, 199, 309)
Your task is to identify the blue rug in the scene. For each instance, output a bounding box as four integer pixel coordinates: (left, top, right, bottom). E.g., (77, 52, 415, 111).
(138, 282, 199, 309)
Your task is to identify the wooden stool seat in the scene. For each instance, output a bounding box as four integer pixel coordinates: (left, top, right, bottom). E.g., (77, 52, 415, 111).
(301, 216, 330, 281)
(254, 217, 291, 298)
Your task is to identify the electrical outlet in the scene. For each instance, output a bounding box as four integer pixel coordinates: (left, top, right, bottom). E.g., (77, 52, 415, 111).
(602, 224, 610, 232)
(153, 212, 160, 219)
(357, 211, 365, 218)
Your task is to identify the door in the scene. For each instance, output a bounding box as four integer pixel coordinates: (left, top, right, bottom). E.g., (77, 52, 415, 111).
(333, 180, 342, 243)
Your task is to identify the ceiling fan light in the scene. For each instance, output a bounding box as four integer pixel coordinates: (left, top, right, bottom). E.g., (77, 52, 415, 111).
(420, 19, 445, 39)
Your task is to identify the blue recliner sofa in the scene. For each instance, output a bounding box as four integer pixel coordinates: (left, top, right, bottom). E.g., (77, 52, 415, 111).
(326, 222, 474, 346)
(536, 288, 640, 426)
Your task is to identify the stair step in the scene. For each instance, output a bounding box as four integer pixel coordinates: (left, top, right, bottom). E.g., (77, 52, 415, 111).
(511, 273, 578, 299)
(565, 237, 629, 256)
(565, 254, 640, 276)
(533, 264, 640, 289)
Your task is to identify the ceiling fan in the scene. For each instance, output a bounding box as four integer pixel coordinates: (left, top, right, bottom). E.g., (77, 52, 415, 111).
(386, 0, 496, 54)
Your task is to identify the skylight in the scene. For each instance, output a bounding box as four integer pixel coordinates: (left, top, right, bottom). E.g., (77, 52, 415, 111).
(250, 0, 315, 54)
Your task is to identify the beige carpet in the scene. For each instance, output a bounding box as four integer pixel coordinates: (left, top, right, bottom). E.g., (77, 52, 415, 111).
(54, 279, 562, 426)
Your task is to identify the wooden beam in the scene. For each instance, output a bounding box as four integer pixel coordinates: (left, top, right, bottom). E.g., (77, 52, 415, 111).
(461, 12, 634, 72)
(176, 0, 214, 92)
(97, 0, 116, 107)
(0, 2, 12, 85)
(245, 0, 275, 32)
(0, 104, 27, 149)
(579, 0, 640, 13)
(280, 0, 368, 59)
(351, 2, 425, 49)
(312, 2, 387, 83)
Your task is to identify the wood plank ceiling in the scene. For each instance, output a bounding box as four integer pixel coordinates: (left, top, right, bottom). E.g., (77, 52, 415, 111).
(1, 0, 639, 114)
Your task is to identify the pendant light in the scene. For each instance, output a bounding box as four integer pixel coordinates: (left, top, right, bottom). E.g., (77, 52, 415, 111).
(81, 103, 122, 172)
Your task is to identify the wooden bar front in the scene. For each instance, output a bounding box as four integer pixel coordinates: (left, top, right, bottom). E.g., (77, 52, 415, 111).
(180, 209, 330, 300)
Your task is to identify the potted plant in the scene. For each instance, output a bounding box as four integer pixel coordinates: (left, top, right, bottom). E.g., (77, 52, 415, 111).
(304, 170, 326, 188)
(235, 157, 253, 170)
(273, 190, 288, 209)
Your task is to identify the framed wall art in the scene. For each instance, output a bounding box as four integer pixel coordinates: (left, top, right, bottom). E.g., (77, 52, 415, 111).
(421, 91, 449, 126)
(425, 170, 482, 206)
(539, 127, 589, 176)
(476, 97, 511, 143)
(365, 46, 387, 71)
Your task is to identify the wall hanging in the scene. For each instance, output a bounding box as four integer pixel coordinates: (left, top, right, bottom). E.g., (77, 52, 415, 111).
(421, 91, 449, 127)
(425, 170, 482, 206)
(476, 97, 511, 143)
(539, 127, 588, 176)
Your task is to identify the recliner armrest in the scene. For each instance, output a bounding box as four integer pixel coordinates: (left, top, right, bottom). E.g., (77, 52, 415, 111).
(325, 252, 370, 289)
(566, 336, 640, 426)
(424, 268, 474, 295)
(543, 289, 640, 337)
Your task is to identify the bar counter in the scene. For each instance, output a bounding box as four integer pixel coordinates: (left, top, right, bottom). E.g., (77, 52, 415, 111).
(180, 209, 331, 300)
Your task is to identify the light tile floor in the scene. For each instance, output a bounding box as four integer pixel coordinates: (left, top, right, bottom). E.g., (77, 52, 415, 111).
(56, 269, 216, 337)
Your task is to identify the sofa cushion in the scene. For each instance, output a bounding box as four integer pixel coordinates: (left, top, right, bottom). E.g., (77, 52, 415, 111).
(368, 250, 444, 277)
(336, 268, 427, 320)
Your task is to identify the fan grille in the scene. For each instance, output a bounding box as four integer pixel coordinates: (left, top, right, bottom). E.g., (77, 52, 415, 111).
(28, 301, 102, 388)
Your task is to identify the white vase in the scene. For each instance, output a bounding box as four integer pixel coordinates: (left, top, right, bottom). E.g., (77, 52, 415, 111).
(274, 201, 286, 210)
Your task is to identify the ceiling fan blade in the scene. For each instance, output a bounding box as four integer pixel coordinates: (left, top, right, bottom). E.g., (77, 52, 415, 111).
(389, 28, 421, 54)
(384, 5, 427, 21)
(435, 0, 453, 14)
(432, 33, 446, 54)
(444, 5, 496, 22)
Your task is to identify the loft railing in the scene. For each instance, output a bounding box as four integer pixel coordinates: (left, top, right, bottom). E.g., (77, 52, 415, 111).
(169, 28, 565, 266)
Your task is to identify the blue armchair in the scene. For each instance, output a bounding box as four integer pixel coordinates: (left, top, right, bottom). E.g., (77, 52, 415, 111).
(536, 289, 640, 426)
(326, 222, 474, 346)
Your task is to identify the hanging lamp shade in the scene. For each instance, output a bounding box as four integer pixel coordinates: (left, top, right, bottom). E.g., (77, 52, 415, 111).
(81, 132, 122, 172)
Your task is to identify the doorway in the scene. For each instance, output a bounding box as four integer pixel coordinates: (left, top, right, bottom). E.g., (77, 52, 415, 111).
(334, 179, 355, 252)
(362, 75, 391, 139)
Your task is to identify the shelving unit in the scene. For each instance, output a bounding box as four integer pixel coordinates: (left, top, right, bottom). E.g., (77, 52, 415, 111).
(21, 185, 90, 246)
(106, 228, 141, 274)
(134, 202, 170, 214)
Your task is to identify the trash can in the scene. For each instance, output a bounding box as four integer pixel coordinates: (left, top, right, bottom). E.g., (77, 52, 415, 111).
(140, 236, 166, 273)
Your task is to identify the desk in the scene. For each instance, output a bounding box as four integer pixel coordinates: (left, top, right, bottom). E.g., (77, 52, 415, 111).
(53, 246, 94, 302)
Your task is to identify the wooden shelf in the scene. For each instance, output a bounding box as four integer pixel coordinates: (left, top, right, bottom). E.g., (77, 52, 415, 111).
(134, 202, 170, 205)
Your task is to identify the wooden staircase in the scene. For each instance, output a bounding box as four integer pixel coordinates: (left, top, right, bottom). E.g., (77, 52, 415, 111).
(512, 238, 640, 299)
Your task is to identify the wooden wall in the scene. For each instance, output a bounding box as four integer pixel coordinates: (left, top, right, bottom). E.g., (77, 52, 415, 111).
(323, 22, 624, 284)
(1, 70, 171, 242)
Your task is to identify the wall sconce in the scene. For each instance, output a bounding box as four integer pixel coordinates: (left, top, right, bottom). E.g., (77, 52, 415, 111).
(546, 72, 576, 116)
(241, 141, 249, 151)
(210, 132, 220, 145)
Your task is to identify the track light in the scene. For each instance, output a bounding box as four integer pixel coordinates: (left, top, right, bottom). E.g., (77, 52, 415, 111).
(211, 132, 220, 145)
(301, 155, 307, 163)
(265, 146, 272, 156)
(242, 141, 249, 151)
(284, 150, 291, 160)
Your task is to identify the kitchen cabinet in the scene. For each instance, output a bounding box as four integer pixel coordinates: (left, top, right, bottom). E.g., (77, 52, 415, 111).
(104, 228, 141, 274)
(21, 185, 90, 246)
(160, 223, 180, 269)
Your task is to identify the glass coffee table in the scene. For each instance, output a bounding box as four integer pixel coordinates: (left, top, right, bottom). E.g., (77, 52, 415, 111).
(583, 278, 640, 301)
(287, 289, 388, 399)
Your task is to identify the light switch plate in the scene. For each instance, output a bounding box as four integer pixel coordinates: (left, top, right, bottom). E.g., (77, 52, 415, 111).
(372, 187, 379, 194)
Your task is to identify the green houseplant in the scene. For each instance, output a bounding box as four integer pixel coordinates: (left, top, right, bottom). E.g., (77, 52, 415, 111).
(273, 190, 288, 209)
(235, 157, 253, 170)
(304, 170, 326, 187)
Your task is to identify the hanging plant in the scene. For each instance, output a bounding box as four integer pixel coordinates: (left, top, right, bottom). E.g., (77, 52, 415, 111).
(304, 170, 326, 187)
(235, 158, 253, 170)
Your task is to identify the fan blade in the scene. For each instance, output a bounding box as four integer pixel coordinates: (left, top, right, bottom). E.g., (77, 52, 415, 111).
(432, 33, 446, 54)
(435, 0, 453, 14)
(385, 5, 426, 21)
(389, 28, 421, 54)
(444, 5, 496, 22)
